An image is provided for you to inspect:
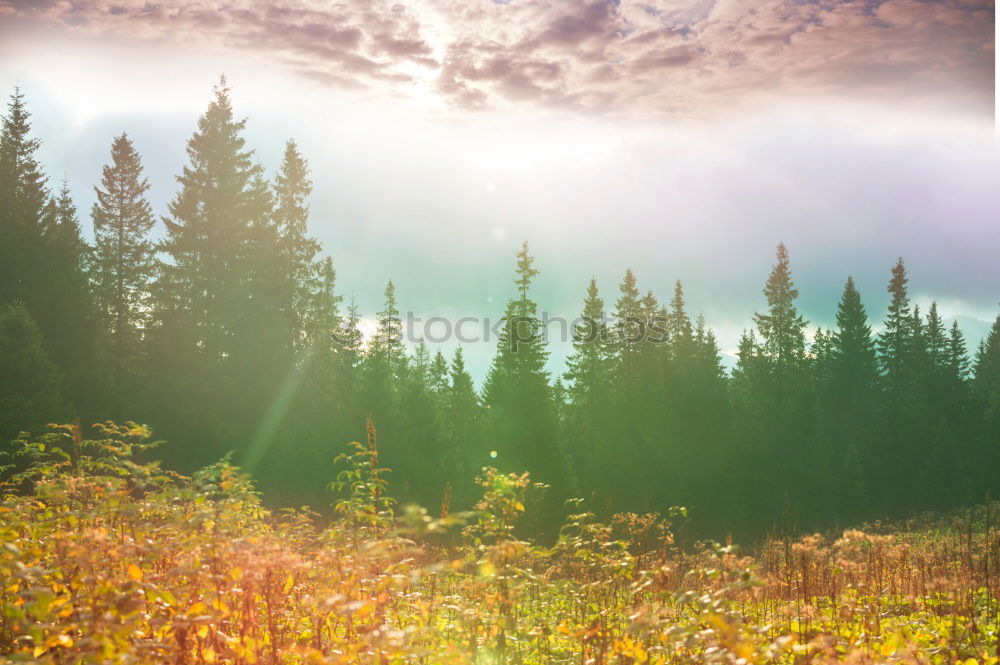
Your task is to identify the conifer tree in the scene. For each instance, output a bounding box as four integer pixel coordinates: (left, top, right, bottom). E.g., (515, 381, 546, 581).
(947, 321, 970, 383)
(753, 243, 808, 389)
(430, 350, 449, 393)
(612, 269, 644, 399)
(564, 278, 612, 493)
(150, 78, 277, 466)
(972, 313, 1000, 493)
(878, 258, 913, 394)
(371, 281, 404, 370)
(925, 302, 948, 374)
(565, 278, 612, 414)
(830, 277, 878, 396)
(875, 259, 928, 511)
(483, 242, 564, 518)
(274, 139, 328, 352)
(820, 277, 881, 501)
(740, 244, 815, 527)
(0, 302, 63, 441)
(362, 281, 405, 428)
(395, 339, 446, 504)
(157, 77, 270, 365)
(667, 280, 694, 356)
(91, 133, 157, 405)
(39, 182, 98, 412)
(0, 89, 48, 306)
(0, 93, 96, 414)
(445, 345, 483, 493)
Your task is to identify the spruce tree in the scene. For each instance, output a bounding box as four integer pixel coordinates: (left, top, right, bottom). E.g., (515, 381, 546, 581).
(972, 313, 1000, 494)
(91, 133, 157, 406)
(362, 281, 405, 429)
(274, 139, 328, 352)
(0, 88, 48, 305)
(430, 350, 449, 394)
(875, 259, 926, 512)
(0, 92, 96, 415)
(565, 278, 611, 413)
(483, 242, 564, 520)
(396, 339, 446, 504)
(157, 76, 269, 365)
(830, 277, 878, 395)
(39, 182, 98, 413)
(877, 258, 913, 395)
(824, 277, 880, 503)
(564, 277, 612, 494)
(667, 280, 694, 356)
(0, 302, 63, 442)
(612, 269, 644, 400)
(742, 243, 815, 528)
(445, 346, 484, 503)
(752, 243, 808, 389)
(151, 77, 276, 466)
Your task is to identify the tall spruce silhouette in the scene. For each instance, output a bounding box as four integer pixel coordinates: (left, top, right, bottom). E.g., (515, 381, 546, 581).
(91, 133, 157, 408)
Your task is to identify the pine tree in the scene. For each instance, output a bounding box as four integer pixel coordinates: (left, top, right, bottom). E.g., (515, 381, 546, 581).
(0, 88, 48, 305)
(564, 277, 612, 494)
(752, 243, 808, 389)
(274, 139, 328, 352)
(150, 77, 277, 466)
(830, 277, 878, 396)
(875, 259, 928, 512)
(605, 269, 652, 507)
(740, 243, 815, 528)
(823, 277, 880, 502)
(0, 92, 96, 415)
(91, 133, 157, 405)
(430, 349, 449, 394)
(925, 302, 948, 374)
(157, 76, 269, 364)
(972, 313, 1000, 494)
(565, 278, 612, 414)
(0, 302, 63, 441)
(483, 242, 564, 519)
(330, 298, 366, 437)
(363, 281, 405, 426)
(878, 258, 913, 395)
(372, 281, 404, 369)
(445, 346, 483, 503)
(947, 321, 970, 383)
(612, 269, 644, 399)
(396, 339, 446, 504)
(667, 280, 694, 356)
(38, 182, 98, 413)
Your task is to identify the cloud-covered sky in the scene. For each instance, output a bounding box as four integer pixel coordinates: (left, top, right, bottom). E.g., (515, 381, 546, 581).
(0, 0, 993, 117)
(0, 0, 996, 381)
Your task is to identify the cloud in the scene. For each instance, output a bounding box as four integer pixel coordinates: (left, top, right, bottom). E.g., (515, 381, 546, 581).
(0, 0, 993, 117)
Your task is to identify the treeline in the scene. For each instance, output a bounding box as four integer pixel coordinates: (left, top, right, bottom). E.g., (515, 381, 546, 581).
(1, 81, 999, 538)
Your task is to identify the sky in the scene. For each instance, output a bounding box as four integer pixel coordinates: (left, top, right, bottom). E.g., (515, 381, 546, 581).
(0, 0, 996, 382)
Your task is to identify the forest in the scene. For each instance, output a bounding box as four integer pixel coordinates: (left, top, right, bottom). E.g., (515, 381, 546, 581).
(2, 80, 1000, 543)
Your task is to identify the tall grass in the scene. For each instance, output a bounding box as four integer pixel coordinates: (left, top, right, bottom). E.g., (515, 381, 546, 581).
(1, 422, 997, 664)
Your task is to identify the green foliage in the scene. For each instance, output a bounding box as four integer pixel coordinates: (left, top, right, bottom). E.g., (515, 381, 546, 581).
(2, 421, 999, 665)
(0, 302, 63, 440)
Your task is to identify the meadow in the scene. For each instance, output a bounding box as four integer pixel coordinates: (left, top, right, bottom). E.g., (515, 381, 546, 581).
(2, 421, 998, 665)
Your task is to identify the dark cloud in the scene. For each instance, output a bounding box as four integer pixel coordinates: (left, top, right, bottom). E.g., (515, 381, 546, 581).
(0, 0, 992, 116)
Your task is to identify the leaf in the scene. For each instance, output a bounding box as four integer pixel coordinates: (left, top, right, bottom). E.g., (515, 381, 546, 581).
(127, 563, 143, 582)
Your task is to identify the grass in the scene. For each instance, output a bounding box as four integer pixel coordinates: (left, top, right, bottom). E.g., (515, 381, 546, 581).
(1, 421, 998, 664)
